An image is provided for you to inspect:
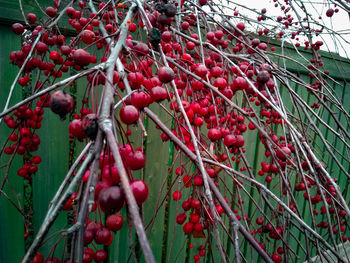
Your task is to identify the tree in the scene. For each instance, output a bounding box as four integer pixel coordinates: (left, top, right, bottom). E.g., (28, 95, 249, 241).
(1, 0, 350, 262)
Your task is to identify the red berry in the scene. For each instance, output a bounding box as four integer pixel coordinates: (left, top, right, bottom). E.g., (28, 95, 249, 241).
(194, 64, 208, 78)
(125, 150, 145, 170)
(183, 222, 194, 234)
(94, 250, 107, 262)
(193, 176, 203, 186)
(181, 21, 189, 30)
(194, 223, 203, 232)
(11, 23, 24, 34)
(326, 8, 334, 17)
(117, 143, 131, 159)
(134, 42, 149, 56)
(131, 91, 151, 109)
(194, 117, 204, 127)
(128, 23, 137, 32)
(191, 199, 200, 209)
(272, 253, 282, 263)
(81, 30, 95, 44)
(49, 90, 74, 119)
(49, 51, 60, 61)
(27, 13, 37, 24)
(176, 213, 187, 224)
(150, 86, 168, 102)
(106, 213, 124, 231)
(162, 31, 172, 42)
(66, 7, 75, 18)
(46, 6, 57, 17)
(69, 119, 87, 140)
(30, 252, 44, 263)
(256, 217, 264, 225)
(235, 135, 245, 147)
(73, 49, 91, 67)
(223, 134, 236, 147)
(157, 67, 175, 83)
(208, 128, 221, 141)
(172, 190, 182, 200)
(98, 186, 125, 214)
(60, 45, 71, 55)
(4, 147, 14, 155)
(17, 167, 28, 177)
(130, 180, 149, 205)
(236, 22, 245, 31)
(95, 227, 112, 245)
(276, 146, 291, 160)
(190, 213, 200, 223)
(119, 105, 139, 125)
(83, 230, 95, 246)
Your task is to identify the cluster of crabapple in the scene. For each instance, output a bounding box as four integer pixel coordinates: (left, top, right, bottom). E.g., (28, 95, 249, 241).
(37, 82, 149, 263)
(3, 93, 51, 180)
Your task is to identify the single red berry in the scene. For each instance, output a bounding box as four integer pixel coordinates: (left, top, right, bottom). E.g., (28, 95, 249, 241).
(106, 213, 124, 231)
(223, 134, 236, 147)
(98, 186, 125, 214)
(131, 91, 151, 109)
(49, 90, 74, 119)
(11, 23, 24, 34)
(46, 6, 57, 17)
(95, 227, 112, 245)
(69, 119, 87, 140)
(126, 150, 146, 170)
(208, 128, 222, 141)
(172, 190, 182, 200)
(183, 222, 194, 234)
(256, 217, 264, 225)
(49, 51, 60, 61)
(134, 43, 149, 56)
(150, 86, 168, 102)
(157, 67, 175, 83)
(194, 64, 208, 78)
(30, 252, 44, 263)
(272, 253, 282, 263)
(129, 23, 137, 32)
(130, 180, 149, 205)
(235, 135, 245, 147)
(27, 13, 37, 24)
(119, 105, 139, 125)
(73, 49, 91, 67)
(326, 8, 334, 17)
(176, 213, 187, 224)
(81, 30, 95, 44)
(94, 250, 107, 262)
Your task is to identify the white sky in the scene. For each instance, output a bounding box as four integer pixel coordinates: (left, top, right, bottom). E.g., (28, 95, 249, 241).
(209, 0, 350, 58)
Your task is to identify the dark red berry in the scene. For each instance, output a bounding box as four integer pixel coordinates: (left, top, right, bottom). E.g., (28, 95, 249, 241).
(49, 90, 74, 119)
(106, 213, 124, 231)
(130, 180, 149, 205)
(98, 186, 125, 214)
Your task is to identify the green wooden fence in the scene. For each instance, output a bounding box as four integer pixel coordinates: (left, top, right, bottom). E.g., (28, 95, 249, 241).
(0, 1, 350, 262)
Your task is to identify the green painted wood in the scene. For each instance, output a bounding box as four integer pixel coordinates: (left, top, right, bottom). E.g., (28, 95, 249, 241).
(0, 24, 26, 263)
(0, 2, 350, 262)
(0, 0, 70, 29)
